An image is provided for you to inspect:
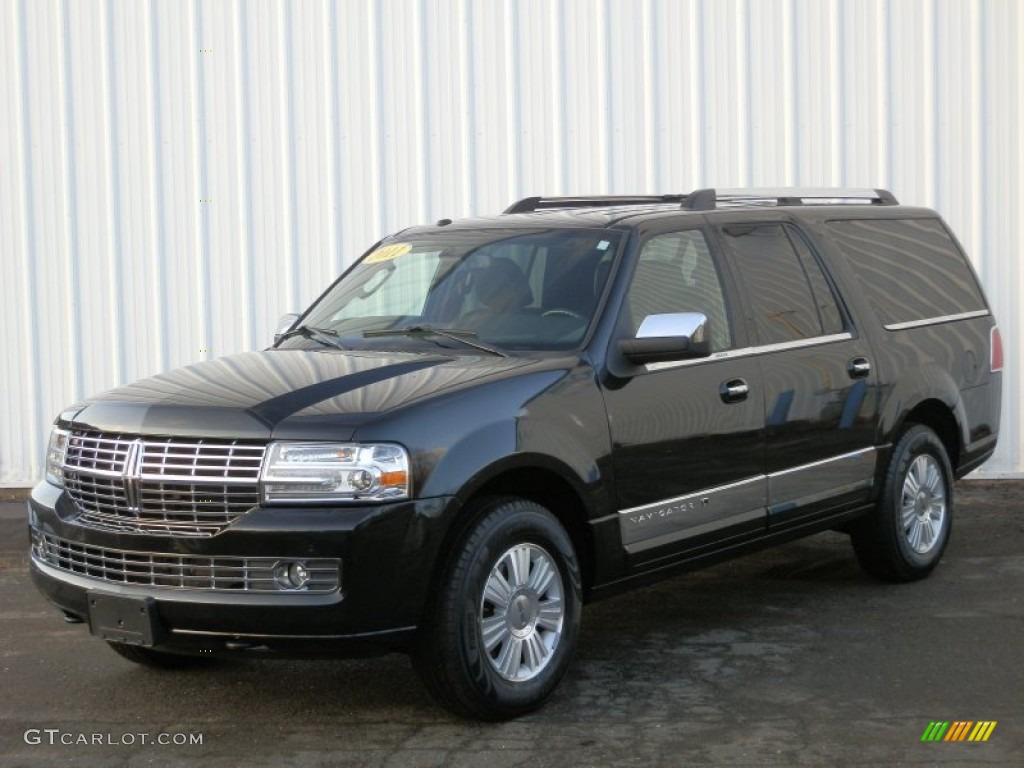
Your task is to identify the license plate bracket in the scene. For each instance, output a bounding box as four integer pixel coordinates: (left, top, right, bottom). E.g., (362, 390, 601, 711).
(87, 592, 164, 646)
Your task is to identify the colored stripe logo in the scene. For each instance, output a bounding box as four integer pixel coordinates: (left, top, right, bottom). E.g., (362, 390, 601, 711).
(921, 721, 997, 742)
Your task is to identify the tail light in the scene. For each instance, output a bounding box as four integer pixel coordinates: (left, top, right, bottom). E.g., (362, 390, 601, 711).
(990, 325, 1003, 373)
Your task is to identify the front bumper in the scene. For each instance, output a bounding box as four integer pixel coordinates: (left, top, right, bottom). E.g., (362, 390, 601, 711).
(28, 481, 460, 656)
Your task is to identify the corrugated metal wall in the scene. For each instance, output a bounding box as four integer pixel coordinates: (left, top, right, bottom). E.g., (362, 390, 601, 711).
(1, 0, 1021, 484)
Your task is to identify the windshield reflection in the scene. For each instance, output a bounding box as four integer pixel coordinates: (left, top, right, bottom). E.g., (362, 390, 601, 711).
(297, 228, 623, 352)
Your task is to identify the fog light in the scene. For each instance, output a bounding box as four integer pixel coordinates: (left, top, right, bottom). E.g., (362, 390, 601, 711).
(273, 561, 310, 590)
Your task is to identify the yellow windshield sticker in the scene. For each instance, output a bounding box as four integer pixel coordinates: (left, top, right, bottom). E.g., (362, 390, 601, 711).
(364, 243, 412, 264)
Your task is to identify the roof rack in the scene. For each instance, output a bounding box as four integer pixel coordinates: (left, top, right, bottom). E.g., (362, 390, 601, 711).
(681, 187, 899, 210)
(503, 194, 686, 214)
(504, 188, 898, 215)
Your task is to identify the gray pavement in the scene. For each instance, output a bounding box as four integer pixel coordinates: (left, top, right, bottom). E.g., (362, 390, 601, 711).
(0, 482, 1021, 766)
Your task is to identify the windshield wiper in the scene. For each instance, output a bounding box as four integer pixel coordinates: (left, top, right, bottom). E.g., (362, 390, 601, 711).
(363, 325, 508, 357)
(276, 324, 348, 351)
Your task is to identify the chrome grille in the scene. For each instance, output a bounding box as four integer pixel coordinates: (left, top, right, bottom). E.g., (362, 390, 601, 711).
(31, 530, 340, 593)
(63, 432, 134, 475)
(64, 472, 130, 516)
(62, 431, 266, 537)
(139, 438, 265, 481)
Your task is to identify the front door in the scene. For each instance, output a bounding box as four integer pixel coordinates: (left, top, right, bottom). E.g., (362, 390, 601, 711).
(602, 227, 766, 565)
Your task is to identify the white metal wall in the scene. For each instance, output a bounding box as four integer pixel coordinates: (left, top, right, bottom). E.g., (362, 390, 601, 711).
(1, 0, 1021, 484)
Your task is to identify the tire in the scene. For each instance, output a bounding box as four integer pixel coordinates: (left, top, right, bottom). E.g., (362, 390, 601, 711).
(107, 641, 211, 669)
(413, 496, 582, 720)
(850, 425, 954, 582)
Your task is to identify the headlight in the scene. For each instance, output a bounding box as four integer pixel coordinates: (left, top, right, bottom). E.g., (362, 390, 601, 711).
(45, 427, 70, 487)
(260, 442, 410, 504)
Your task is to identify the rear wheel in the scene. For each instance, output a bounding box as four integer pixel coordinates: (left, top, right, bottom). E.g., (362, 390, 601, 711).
(413, 497, 582, 720)
(851, 425, 954, 582)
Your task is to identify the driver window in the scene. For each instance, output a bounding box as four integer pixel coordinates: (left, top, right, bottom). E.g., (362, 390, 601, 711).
(626, 231, 733, 351)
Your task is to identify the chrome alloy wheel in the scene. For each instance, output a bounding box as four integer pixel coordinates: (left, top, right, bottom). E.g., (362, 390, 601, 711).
(479, 543, 565, 682)
(900, 454, 947, 555)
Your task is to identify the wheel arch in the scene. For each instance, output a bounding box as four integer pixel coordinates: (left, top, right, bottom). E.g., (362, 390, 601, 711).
(427, 459, 598, 617)
(878, 361, 967, 475)
(893, 398, 961, 472)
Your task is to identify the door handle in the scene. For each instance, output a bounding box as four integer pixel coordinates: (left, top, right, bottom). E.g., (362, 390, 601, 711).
(720, 378, 749, 404)
(847, 357, 871, 379)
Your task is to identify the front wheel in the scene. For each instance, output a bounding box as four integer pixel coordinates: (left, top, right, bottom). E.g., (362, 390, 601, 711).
(413, 497, 582, 720)
(850, 424, 954, 582)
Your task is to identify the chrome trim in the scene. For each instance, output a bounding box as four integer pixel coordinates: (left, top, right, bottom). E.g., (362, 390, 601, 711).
(769, 447, 876, 478)
(123, 439, 142, 514)
(31, 529, 340, 593)
(618, 475, 765, 517)
(618, 475, 767, 551)
(883, 309, 989, 331)
(588, 512, 619, 526)
(768, 447, 877, 513)
(645, 333, 853, 372)
(751, 333, 853, 356)
(624, 509, 764, 555)
(617, 447, 877, 550)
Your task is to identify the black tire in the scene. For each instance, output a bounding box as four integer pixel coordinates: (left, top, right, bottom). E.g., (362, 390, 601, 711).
(106, 641, 211, 669)
(413, 496, 582, 721)
(850, 425, 954, 582)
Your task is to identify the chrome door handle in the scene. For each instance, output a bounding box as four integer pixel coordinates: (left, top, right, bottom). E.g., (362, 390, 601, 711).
(848, 357, 871, 379)
(720, 378, 749, 403)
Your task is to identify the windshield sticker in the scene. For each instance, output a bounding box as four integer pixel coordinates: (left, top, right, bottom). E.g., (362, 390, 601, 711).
(597, 240, 610, 251)
(364, 243, 412, 264)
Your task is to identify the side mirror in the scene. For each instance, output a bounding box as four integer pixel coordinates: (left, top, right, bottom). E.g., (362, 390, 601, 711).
(618, 312, 711, 365)
(273, 313, 301, 346)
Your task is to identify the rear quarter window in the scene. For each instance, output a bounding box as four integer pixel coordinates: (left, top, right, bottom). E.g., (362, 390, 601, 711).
(826, 218, 987, 328)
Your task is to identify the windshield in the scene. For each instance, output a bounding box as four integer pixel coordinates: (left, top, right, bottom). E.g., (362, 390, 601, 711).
(294, 227, 624, 352)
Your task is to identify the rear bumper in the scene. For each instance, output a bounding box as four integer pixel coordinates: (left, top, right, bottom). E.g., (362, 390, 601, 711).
(956, 375, 1001, 479)
(27, 481, 460, 656)
(958, 432, 999, 478)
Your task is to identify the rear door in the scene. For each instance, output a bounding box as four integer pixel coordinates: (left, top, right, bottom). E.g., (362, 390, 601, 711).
(714, 216, 880, 529)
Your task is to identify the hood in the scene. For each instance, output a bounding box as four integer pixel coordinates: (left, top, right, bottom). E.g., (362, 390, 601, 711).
(67, 349, 536, 440)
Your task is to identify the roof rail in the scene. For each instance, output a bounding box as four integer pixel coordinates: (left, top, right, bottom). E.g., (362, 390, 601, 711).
(503, 194, 685, 214)
(503, 188, 899, 215)
(681, 187, 899, 210)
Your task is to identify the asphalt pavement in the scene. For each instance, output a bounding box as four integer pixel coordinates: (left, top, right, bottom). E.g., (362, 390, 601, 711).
(0, 482, 1021, 766)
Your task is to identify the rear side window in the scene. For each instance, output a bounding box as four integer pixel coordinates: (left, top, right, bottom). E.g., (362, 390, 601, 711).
(826, 218, 987, 328)
(788, 230, 844, 335)
(721, 224, 839, 345)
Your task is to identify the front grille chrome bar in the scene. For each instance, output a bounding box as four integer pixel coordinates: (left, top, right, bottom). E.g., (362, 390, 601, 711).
(31, 530, 340, 593)
(62, 431, 267, 537)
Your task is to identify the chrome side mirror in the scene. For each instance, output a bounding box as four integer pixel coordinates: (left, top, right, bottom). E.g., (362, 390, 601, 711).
(273, 313, 301, 346)
(636, 311, 708, 342)
(619, 311, 711, 364)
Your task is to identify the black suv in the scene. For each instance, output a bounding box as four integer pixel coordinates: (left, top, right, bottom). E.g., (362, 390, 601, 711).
(30, 188, 1001, 720)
